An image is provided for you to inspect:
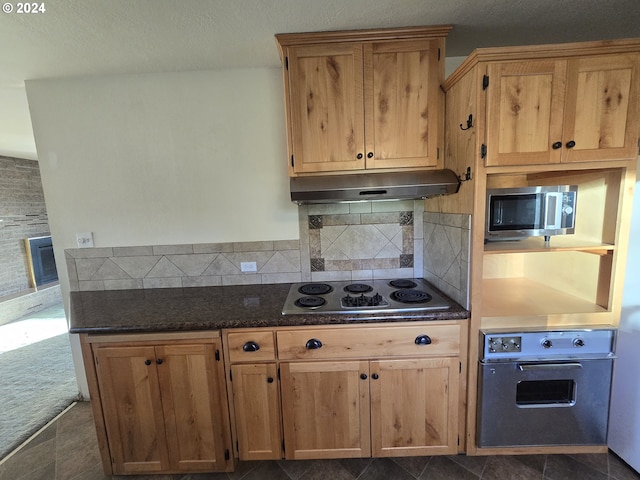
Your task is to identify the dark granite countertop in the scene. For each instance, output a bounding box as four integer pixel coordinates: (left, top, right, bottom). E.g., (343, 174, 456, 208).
(69, 282, 469, 334)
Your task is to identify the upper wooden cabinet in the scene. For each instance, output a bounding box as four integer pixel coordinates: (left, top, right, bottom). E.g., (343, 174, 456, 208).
(485, 52, 640, 166)
(276, 26, 451, 175)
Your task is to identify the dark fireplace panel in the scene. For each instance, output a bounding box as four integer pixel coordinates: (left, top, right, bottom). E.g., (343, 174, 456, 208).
(26, 236, 59, 287)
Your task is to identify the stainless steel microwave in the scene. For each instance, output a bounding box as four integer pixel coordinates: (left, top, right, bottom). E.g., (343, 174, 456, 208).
(485, 185, 577, 241)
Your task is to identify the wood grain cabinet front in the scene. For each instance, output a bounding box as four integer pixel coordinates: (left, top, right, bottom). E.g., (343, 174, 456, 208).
(485, 52, 640, 167)
(223, 329, 283, 461)
(276, 26, 450, 175)
(83, 333, 233, 475)
(277, 324, 462, 460)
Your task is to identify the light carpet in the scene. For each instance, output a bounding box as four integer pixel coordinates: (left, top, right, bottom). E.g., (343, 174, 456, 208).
(0, 329, 78, 459)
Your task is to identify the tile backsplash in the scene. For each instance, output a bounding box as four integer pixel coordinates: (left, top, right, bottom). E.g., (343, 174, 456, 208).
(65, 201, 471, 301)
(299, 200, 424, 282)
(423, 212, 471, 309)
(65, 240, 302, 291)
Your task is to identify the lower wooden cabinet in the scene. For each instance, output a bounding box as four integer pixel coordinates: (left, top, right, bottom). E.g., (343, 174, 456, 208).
(82, 332, 233, 475)
(370, 358, 459, 457)
(280, 360, 372, 459)
(223, 322, 463, 462)
(230, 363, 282, 460)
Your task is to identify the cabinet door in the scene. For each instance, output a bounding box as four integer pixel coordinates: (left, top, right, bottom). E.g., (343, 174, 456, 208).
(156, 343, 232, 472)
(561, 53, 640, 163)
(485, 60, 567, 166)
(280, 361, 370, 459)
(231, 363, 282, 460)
(287, 43, 365, 173)
(94, 346, 169, 475)
(370, 358, 459, 457)
(365, 39, 442, 170)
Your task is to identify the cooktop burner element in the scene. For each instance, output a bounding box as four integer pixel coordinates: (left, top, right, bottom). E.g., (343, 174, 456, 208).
(388, 279, 417, 289)
(298, 283, 333, 295)
(282, 278, 451, 315)
(294, 296, 326, 308)
(390, 289, 432, 303)
(344, 283, 373, 293)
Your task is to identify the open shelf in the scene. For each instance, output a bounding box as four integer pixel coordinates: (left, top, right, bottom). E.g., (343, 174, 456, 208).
(484, 237, 615, 255)
(481, 277, 609, 318)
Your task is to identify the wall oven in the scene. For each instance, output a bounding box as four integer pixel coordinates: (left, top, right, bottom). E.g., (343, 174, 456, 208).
(477, 328, 615, 447)
(485, 185, 577, 242)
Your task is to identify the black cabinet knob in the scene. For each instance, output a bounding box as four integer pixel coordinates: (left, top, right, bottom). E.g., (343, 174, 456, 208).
(243, 341, 260, 352)
(357, 153, 363, 159)
(360, 373, 368, 380)
(415, 335, 432, 345)
(367, 152, 374, 158)
(552, 141, 562, 150)
(305, 338, 323, 350)
(144, 359, 152, 366)
(372, 373, 379, 380)
(156, 358, 164, 365)
(267, 377, 274, 383)
(566, 140, 576, 148)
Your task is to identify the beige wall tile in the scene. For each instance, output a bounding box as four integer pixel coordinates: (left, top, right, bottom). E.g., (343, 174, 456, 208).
(262, 272, 302, 284)
(233, 241, 274, 252)
(152, 244, 193, 255)
(373, 267, 414, 279)
(182, 276, 222, 287)
(371, 200, 414, 212)
(143, 277, 182, 289)
(113, 246, 153, 256)
(193, 243, 234, 253)
(103, 279, 144, 290)
(222, 274, 261, 286)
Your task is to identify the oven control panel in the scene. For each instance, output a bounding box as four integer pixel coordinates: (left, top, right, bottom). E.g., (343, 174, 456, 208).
(486, 336, 522, 354)
(480, 328, 615, 361)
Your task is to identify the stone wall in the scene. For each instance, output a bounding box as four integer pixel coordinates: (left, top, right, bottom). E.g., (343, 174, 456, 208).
(0, 156, 51, 298)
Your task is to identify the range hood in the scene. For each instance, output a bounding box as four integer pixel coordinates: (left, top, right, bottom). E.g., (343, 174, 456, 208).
(290, 169, 460, 204)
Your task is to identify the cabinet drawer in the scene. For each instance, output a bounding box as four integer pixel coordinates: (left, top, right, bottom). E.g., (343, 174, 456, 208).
(227, 331, 276, 363)
(277, 324, 460, 360)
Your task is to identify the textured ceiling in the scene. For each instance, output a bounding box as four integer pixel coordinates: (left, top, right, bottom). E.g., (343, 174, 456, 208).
(1, 0, 639, 159)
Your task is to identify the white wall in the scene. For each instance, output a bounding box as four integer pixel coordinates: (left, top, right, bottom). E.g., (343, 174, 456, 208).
(26, 67, 300, 292)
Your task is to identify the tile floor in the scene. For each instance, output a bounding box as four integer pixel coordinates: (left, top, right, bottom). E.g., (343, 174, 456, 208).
(1, 402, 638, 480)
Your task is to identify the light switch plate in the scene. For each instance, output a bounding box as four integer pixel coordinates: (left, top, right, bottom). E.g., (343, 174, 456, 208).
(240, 261, 257, 273)
(76, 232, 94, 248)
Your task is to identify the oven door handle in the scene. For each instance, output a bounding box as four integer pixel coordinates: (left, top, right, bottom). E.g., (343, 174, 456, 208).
(518, 362, 583, 371)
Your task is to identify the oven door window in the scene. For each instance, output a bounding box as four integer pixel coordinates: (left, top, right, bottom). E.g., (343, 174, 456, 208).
(489, 193, 544, 231)
(516, 379, 576, 407)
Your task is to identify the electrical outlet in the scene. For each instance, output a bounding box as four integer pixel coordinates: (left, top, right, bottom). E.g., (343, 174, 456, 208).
(76, 232, 94, 248)
(240, 261, 257, 273)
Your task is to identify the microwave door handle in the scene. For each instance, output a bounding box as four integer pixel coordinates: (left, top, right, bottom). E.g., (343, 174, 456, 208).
(544, 192, 562, 229)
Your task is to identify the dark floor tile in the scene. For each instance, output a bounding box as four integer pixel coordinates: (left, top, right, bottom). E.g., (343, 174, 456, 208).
(338, 457, 373, 478)
(240, 461, 292, 480)
(67, 461, 112, 480)
(298, 459, 355, 480)
(544, 455, 607, 480)
(391, 456, 432, 477)
(179, 472, 233, 480)
(16, 462, 56, 480)
(609, 453, 640, 480)
(567, 453, 609, 475)
(419, 456, 479, 480)
(360, 458, 415, 480)
(0, 437, 56, 480)
(228, 460, 263, 480)
(482, 455, 544, 480)
(446, 454, 488, 476)
(277, 459, 314, 479)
